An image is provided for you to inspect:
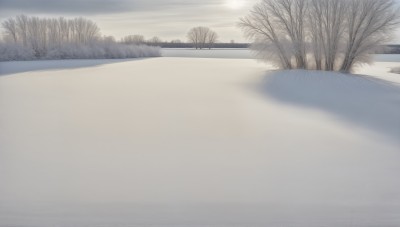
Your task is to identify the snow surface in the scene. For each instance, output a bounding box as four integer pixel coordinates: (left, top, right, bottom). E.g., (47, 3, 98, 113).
(390, 67, 400, 74)
(162, 48, 255, 59)
(1, 58, 400, 227)
(162, 48, 400, 63)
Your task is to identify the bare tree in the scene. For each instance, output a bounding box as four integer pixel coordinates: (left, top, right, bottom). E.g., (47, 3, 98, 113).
(340, 0, 399, 72)
(122, 35, 145, 45)
(1, 15, 161, 61)
(2, 15, 101, 57)
(16, 15, 28, 46)
(47, 18, 61, 49)
(207, 30, 218, 49)
(71, 17, 100, 44)
(307, 0, 325, 70)
(2, 18, 18, 43)
(239, 2, 293, 69)
(58, 17, 70, 44)
(239, 0, 309, 69)
(267, 0, 309, 68)
(323, 0, 347, 71)
(171, 39, 182, 43)
(187, 26, 219, 49)
(240, 0, 399, 72)
(187, 27, 201, 49)
(147, 36, 162, 45)
(308, 0, 348, 71)
(26, 17, 48, 57)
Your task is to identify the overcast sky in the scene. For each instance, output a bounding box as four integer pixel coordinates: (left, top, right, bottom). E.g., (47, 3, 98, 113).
(0, 0, 399, 43)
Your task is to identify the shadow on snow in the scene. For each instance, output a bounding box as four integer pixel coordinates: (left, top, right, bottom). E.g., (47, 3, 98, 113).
(0, 58, 147, 76)
(256, 70, 400, 143)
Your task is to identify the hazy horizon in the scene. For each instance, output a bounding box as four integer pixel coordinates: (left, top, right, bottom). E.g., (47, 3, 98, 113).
(1, 0, 399, 44)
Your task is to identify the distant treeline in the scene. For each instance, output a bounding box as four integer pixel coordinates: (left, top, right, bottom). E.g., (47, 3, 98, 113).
(155, 42, 249, 48)
(379, 45, 400, 54)
(157, 43, 399, 53)
(172, 44, 398, 53)
(0, 15, 161, 61)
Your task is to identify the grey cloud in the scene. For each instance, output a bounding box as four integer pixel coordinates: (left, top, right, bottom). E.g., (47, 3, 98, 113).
(0, 0, 258, 42)
(0, 0, 220, 15)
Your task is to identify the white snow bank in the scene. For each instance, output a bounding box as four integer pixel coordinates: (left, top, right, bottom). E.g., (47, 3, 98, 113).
(354, 61, 400, 84)
(0, 58, 400, 227)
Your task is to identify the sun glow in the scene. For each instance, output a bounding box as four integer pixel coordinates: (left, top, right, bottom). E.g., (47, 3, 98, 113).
(226, 0, 246, 9)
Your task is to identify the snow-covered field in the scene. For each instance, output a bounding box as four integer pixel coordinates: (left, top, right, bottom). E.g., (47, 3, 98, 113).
(1, 56, 400, 227)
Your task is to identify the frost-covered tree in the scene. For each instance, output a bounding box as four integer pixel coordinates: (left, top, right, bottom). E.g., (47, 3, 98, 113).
(1, 15, 160, 61)
(187, 26, 219, 49)
(0, 41, 35, 61)
(16, 15, 28, 46)
(239, 2, 294, 69)
(339, 0, 399, 72)
(147, 36, 162, 46)
(1, 15, 101, 57)
(70, 17, 100, 44)
(122, 35, 145, 45)
(2, 18, 18, 43)
(171, 39, 182, 43)
(307, 0, 348, 71)
(240, 0, 400, 72)
(266, 0, 308, 68)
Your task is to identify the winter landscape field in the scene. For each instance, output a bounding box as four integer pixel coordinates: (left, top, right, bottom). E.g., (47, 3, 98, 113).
(1, 53, 400, 226)
(1, 0, 400, 226)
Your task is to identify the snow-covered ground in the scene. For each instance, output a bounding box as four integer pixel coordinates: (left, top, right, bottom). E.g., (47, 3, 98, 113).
(162, 48, 254, 59)
(162, 48, 400, 62)
(0, 57, 400, 227)
(391, 67, 400, 74)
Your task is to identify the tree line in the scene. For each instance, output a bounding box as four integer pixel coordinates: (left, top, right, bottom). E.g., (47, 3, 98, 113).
(0, 15, 161, 61)
(120, 26, 219, 49)
(2, 15, 101, 57)
(187, 27, 218, 49)
(1, 15, 223, 58)
(120, 34, 246, 48)
(239, 0, 399, 72)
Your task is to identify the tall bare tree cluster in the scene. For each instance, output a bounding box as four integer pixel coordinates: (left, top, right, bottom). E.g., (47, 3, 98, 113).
(1, 15, 161, 61)
(239, 0, 399, 72)
(187, 26, 218, 49)
(121, 35, 146, 45)
(2, 15, 100, 57)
